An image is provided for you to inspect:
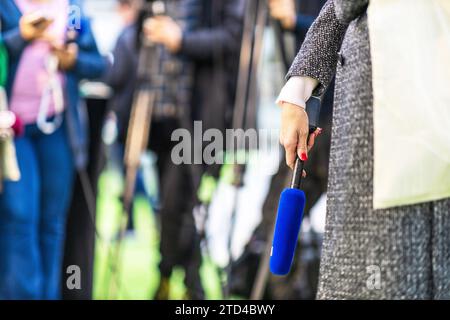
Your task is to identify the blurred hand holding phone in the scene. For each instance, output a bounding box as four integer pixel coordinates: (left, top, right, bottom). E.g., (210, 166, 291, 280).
(50, 42, 78, 71)
(19, 11, 54, 41)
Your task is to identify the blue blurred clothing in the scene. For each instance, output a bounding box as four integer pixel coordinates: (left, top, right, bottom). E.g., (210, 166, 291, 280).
(0, 0, 106, 169)
(0, 123, 74, 300)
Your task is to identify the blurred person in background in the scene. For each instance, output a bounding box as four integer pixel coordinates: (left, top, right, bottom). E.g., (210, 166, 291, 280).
(143, 0, 244, 299)
(117, 0, 142, 27)
(0, 0, 105, 299)
(104, 0, 199, 299)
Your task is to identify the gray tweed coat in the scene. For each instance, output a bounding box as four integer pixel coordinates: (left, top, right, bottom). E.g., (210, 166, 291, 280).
(288, 0, 450, 299)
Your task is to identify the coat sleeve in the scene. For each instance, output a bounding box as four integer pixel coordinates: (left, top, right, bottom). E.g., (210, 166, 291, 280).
(287, 0, 347, 94)
(179, 0, 245, 61)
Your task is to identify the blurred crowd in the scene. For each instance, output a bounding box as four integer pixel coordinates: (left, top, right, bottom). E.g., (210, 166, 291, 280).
(0, 0, 332, 300)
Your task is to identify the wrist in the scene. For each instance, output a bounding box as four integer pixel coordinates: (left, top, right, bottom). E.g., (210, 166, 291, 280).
(277, 76, 319, 110)
(279, 100, 306, 109)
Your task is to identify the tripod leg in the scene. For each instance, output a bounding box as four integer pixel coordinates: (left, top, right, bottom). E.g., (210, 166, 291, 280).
(250, 228, 274, 300)
(245, 0, 268, 130)
(107, 165, 138, 299)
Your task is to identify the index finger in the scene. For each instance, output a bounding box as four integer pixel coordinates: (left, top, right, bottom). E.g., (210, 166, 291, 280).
(282, 132, 300, 169)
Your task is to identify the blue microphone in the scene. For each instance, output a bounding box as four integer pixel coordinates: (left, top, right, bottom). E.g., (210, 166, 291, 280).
(270, 96, 321, 276)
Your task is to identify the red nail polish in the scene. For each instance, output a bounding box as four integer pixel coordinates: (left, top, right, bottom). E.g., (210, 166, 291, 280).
(300, 152, 308, 161)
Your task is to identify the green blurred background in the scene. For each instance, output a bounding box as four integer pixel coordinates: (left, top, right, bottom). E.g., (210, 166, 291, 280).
(93, 170, 223, 300)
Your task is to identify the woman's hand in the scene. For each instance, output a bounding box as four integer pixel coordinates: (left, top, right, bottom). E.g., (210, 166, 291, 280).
(280, 102, 322, 169)
(19, 13, 53, 42)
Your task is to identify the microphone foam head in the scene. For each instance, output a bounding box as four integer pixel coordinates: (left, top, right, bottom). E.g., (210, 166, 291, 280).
(270, 188, 306, 276)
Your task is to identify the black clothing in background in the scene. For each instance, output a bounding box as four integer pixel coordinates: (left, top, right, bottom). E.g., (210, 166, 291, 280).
(62, 98, 108, 300)
(180, 0, 244, 135)
(155, 0, 245, 297)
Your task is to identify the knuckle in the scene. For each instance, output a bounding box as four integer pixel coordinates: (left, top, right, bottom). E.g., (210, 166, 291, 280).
(298, 140, 307, 149)
(299, 128, 309, 137)
(283, 138, 297, 149)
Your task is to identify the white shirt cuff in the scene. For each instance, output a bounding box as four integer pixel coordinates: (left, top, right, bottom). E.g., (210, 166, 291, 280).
(276, 76, 319, 109)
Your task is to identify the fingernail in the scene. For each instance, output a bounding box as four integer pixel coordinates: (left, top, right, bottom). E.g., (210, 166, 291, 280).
(300, 152, 308, 161)
(317, 128, 323, 135)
